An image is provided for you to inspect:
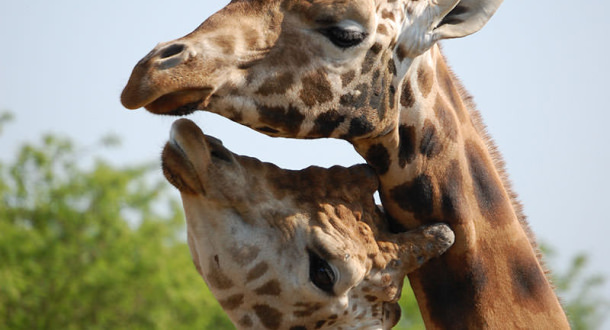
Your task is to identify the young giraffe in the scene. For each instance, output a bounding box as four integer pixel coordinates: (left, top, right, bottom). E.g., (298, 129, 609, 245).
(162, 118, 455, 329)
(122, 0, 571, 328)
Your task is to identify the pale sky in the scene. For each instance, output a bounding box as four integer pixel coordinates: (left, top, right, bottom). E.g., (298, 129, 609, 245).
(1, 0, 609, 325)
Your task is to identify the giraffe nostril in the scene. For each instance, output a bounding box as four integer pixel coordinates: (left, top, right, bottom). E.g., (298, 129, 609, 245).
(160, 44, 185, 59)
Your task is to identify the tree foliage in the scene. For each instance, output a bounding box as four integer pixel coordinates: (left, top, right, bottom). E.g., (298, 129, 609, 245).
(544, 246, 610, 330)
(0, 132, 232, 329)
(0, 121, 607, 328)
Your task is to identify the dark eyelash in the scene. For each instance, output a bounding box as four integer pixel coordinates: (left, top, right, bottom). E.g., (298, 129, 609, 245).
(319, 27, 367, 48)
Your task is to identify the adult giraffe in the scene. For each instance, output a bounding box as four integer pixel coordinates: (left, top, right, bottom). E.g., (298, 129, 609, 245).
(122, 0, 571, 328)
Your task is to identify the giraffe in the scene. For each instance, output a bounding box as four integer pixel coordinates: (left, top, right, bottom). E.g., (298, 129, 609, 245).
(121, 0, 571, 328)
(162, 118, 455, 329)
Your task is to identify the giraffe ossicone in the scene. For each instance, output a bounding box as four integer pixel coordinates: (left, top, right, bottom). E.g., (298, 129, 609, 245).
(162, 118, 454, 329)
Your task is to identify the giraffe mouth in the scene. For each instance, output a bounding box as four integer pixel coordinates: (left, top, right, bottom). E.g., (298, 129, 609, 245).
(161, 118, 211, 195)
(144, 88, 214, 116)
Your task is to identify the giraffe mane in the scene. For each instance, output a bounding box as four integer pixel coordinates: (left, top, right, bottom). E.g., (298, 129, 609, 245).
(437, 46, 551, 277)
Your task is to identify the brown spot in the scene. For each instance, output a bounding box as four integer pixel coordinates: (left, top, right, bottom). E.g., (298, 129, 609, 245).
(247, 262, 269, 282)
(341, 70, 356, 87)
(400, 80, 415, 108)
(239, 315, 254, 327)
(388, 84, 396, 110)
(254, 279, 282, 296)
(365, 295, 378, 302)
(418, 255, 488, 329)
(293, 302, 323, 317)
(366, 143, 391, 175)
(381, 9, 395, 20)
(509, 249, 554, 313)
(290, 327, 307, 330)
(244, 26, 261, 49)
(439, 160, 467, 224)
(436, 60, 467, 122)
(253, 304, 283, 330)
(390, 174, 435, 219)
(387, 58, 397, 76)
(420, 119, 443, 158)
(314, 320, 326, 329)
(398, 124, 417, 167)
(377, 23, 389, 35)
(310, 110, 345, 137)
(340, 84, 368, 108)
(343, 115, 375, 140)
(369, 69, 387, 119)
(300, 70, 333, 107)
(370, 42, 383, 55)
(465, 140, 509, 226)
(257, 72, 295, 96)
(211, 34, 235, 55)
(406, 4, 414, 15)
(258, 104, 305, 136)
(361, 43, 383, 75)
(434, 96, 458, 141)
(417, 65, 433, 98)
(396, 45, 408, 62)
(206, 257, 234, 290)
(219, 294, 244, 311)
(229, 245, 260, 266)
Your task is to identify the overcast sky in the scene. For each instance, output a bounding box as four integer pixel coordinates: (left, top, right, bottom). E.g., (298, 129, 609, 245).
(1, 0, 609, 324)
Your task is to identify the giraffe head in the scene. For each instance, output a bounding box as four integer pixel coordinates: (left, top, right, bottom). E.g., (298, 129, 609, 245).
(161, 118, 454, 329)
(122, 0, 502, 141)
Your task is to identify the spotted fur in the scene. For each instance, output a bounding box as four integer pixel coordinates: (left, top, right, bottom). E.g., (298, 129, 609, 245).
(124, 0, 569, 328)
(160, 119, 454, 329)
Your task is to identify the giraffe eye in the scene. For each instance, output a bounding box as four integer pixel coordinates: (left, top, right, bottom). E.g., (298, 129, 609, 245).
(319, 26, 367, 48)
(308, 250, 336, 294)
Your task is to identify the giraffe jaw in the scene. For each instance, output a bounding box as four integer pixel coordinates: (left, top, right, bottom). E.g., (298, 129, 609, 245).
(143, 88, 214, 116)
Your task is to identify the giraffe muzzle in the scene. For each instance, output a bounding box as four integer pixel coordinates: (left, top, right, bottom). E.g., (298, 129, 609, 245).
(121, 40, 216, 115)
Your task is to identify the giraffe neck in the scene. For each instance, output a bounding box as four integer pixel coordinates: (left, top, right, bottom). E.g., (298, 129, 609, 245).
(354, 45, 570, 329)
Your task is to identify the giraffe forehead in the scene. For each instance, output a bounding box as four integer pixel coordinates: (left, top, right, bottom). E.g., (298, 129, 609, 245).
(284, 0, 376, 25)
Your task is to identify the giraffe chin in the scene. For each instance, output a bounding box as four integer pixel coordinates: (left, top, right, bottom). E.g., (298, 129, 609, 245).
(144, 88, 213, 116)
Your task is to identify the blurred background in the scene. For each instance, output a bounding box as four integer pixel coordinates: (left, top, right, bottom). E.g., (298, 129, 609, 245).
(1, 0, 608, 328)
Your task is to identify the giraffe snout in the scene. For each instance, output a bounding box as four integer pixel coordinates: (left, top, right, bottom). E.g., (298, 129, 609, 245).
(121, 39, 216, 115)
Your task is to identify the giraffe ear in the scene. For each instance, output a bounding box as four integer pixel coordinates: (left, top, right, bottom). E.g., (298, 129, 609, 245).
(433, 0, 503, 39)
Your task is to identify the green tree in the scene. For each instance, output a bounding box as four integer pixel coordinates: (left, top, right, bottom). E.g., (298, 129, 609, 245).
(544, 246, 609, 330)
(0, 129, 232, 329)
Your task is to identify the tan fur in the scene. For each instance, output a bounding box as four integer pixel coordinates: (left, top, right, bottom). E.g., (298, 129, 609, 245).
(123, 0, 570, 328)
(162, 118, 454, 329)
